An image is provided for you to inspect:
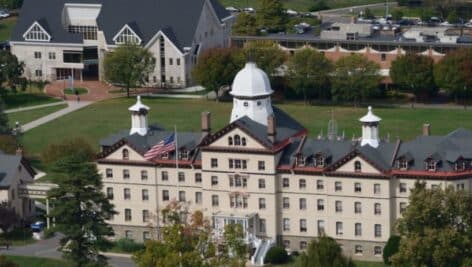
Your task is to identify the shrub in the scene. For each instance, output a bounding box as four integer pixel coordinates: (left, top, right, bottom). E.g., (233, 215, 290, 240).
(115, 238, 145, 253)
(43, 228, 56, 239)
(383, 235, 400, 265)
(264, 246, 289, 264)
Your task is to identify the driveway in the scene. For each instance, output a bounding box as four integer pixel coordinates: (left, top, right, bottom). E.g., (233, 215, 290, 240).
(1, 234, 136, 267)
(45, 81, 115, 101)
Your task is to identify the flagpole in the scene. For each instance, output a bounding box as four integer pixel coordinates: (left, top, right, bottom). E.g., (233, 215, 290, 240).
(175, 125, 179, 202)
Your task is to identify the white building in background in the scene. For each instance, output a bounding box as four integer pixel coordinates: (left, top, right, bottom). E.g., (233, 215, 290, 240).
(10, 0, 233, 88)
(96, 62, 472, 263)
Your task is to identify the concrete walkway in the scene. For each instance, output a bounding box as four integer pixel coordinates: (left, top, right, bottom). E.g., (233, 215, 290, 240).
(5, 101, 67, 114)
(21, 101, 92, 132)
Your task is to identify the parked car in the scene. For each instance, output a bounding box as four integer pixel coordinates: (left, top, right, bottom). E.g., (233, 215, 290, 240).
(285, 9, 298, 16)
(0, 10, 10, 18)
(225, 6, 239, 12)
(243, 7, 255, 13)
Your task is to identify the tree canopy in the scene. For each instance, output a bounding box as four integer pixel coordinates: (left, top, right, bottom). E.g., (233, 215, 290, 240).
(193, 48, 244, 100)
(0, 202, 19, 234)
(390, 53, 437, 99)
(0, 50, 24, 92)
(331, 54, 381, 104)
(288, 48, 333, 103)
(391, 182, 472, 267)
(48, 149, 116, 267)
(256, 0, 287, 33)
(42, 138, 96, 165)
(104, 43, 155, 97)
(0, 98, 10, 135)
(434, 48, 472, 102)
(232, 12, 258, 36)
(298, 235, 354, 267)
(242, 40, 287, 81)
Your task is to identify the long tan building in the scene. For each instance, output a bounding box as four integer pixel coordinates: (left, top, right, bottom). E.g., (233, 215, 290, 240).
(96, 62, 472, 263)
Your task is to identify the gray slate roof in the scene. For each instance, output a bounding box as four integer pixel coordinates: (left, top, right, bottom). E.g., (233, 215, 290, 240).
(0, 151, 22, 188)
(12, 0, 230, 50)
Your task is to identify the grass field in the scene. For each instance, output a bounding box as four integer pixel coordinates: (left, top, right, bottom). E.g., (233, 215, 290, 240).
(2, 93, 62, 110)
(4, 255, 70, 267)
(19, 97, 472, 158)
(64, 87, 88, 95)
(0, 16, 17, 41)
(219, 0, 384, 11)
(7, 104, 68, 127)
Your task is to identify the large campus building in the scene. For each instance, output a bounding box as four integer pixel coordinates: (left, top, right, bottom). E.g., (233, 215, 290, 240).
(96, 62, 472, 263)
(10, 0, 233, 87)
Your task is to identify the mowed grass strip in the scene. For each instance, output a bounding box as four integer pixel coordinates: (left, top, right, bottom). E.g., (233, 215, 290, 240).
(219, 0, 384, 11)
(2, 93, 62, 110)
(0, 16, 17, 41)
(20, 97, 472, 156)
(7, 104, 68, 127)
(4, 255, 71, 267)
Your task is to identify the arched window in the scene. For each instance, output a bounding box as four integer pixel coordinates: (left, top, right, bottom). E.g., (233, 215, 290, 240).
(122, 149, 129, 160)
(234, 135, 241, 145)
(241, 137, 246, 146)
(228, 136, 233, 145)
(354, 161, 361, 172)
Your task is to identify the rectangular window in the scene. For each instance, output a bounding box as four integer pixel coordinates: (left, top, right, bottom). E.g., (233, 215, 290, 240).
(335, 181, 342, 192)
(300, 219, 307, 232)
(143, 231, 151, 241)
(177, 58, 181, 65)
(299, 179, 306, 189)
(211, 158, 218, 168)
(283, 240, 290, 249)
(34, 51, 41, 59)
(125, 209, 132, 221)
(317, 220, 325, 235)
(259, 219, 266, 233)
(399, 183, 407, 193)
(259, 198, 266, 209)
(106, 168, 113, 178)
(381, 53, 386, 61)
(258, 161, 265, 170)
(161, 171, 168, 181)
(374, 246, 382, 256)
(374, 183, 381, 194)
(354, 202, 362, 214)
(374, 203, 381, 215)
(283, 218, 290, 231)
(234, 159, 241, 169)
(195, 173, 202, 183)
(142, 210, 150, 223)
(162, 190, 169, 201)
(355, 223, 362, 236)
(35, 69, 42, 77)
(169, 58, 173, 65)
(317, 199, 324, 211)
(123, 169, 130, 179)
(142, 189, 149, 201)
(211, 195, 219, 206)
(375, 224, 382, 237)
(195, 192, 202, 204)
(141, 170, 148, 180)
(354, 182, 362, 193)
(178, 172, 185, 182)
(125, 230, 132, 239)
(124, 188, 131, 200)
(316, 180, 324, 190)
(400, 202, 407, 214)
(258, 179, 266, 189)
(242, 160, 247, 169)
(336, 221, 343, 235)
(335, 200, 342, 212)
(179, 191, 186, 202)
(355, 245, 363, 255)
(283, 197, 290, 209)
(282, 178, 289, 188)
(229, 159, 234, 168)
(299, 198, 307, 210)
(300, 241, 307, 250)
(48, 52, 55, 60)
(106, 187, 113, 199)
(211, 176, 218, 186)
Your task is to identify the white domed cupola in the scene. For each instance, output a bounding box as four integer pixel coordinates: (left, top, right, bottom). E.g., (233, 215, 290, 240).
(359, 106, 381, 148)
(129, 95, 150, 136)
(230, 62, 274, 126)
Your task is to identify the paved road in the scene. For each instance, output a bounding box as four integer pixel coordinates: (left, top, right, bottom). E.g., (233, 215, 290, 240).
(5, 101, 67, 114)
(318, 1, 398, 16)
(1, 234, 136, 267)
(20, 101, 92, 132)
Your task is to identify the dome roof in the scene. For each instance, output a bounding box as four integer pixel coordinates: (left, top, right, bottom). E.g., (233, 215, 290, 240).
(359, 106, 381, 123)
(129, 96, 150, 112)
(230, 62, 274, 98)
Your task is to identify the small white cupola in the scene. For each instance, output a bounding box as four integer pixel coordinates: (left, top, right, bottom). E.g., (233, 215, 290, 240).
(129, 95, 150, 136)
(359, 106, 381, 148)
(230, 62, 274, 126)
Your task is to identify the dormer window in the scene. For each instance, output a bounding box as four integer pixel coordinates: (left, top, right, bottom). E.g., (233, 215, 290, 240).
(315, 156, 325, 168)
(180, 150, 189, 160)
(354, 161, 362, 172)
(113, 24, 142, 45)
(397, 159, 408, 170)
(455, 160, 466, 172)
(161, 152, 169, 160)
(426, 160, 437, 172)
(23, 21, 51, 42)
(296, 154, 306, 166)
(122, 149, 129, 160)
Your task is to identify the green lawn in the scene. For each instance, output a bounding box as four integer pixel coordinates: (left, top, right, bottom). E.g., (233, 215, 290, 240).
(64, 87, 88, 95)
(272, 256, 385, 266)
(7, 104, 68, 127)
(4, 255, 70, 267)
(19, 97, 472, 158)
(220, 0, 384, 11)
(2, 93, 62, 110)
(0, 16, 17, 41)
(1, 227, 36, 246)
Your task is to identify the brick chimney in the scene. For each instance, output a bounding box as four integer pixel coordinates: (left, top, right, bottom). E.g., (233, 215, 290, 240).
(423, 123, 431, 136)
(267, 115, 276, 143)
(201, 112, 211, 137)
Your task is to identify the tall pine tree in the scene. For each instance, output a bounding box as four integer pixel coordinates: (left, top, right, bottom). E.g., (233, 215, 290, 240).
(48, 150, 116, 267)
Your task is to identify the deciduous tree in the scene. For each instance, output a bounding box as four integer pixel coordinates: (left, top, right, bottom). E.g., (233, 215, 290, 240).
(223, 223, 247, 267)
(256, 0, 287, 33)
(391, 182, 472, 267)
(232, 12, 258, 36)
(288, 48, 333, 104)
(390, 53, 437, 101)
(193, 48, 244, 100)
(48, 152, 116, 267)
(243, 40, 287, 81)
(298, 235, 354, 267)
(0, 50, 24, 92)
(104, 43, 155, 97)
(0, 98, 10, 135)
(42, 138, 95, 166)
(331, 54, 381, 105)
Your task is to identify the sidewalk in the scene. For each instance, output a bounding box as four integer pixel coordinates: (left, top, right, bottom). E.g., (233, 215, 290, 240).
(5, 101, 66, 114)
(21, 101, 92, 132)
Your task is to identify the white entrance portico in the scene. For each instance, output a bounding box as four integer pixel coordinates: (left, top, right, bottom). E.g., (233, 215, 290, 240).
(212, 211, 257, 243)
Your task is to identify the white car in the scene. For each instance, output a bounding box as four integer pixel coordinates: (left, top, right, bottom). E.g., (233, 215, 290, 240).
(243, 7, 255, 13)
(225, 6, 239, 12)
(285, 9, 298, 16)
(0, 10, 10, 18)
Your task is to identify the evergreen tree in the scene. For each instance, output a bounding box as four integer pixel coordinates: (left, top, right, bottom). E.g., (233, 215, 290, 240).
(0, 98, 10, 135)
(48, 151, 116, 267)
(256, 0, 287, 33)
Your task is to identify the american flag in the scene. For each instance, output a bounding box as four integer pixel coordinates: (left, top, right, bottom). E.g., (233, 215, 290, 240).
(144, 134, 176, 160)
